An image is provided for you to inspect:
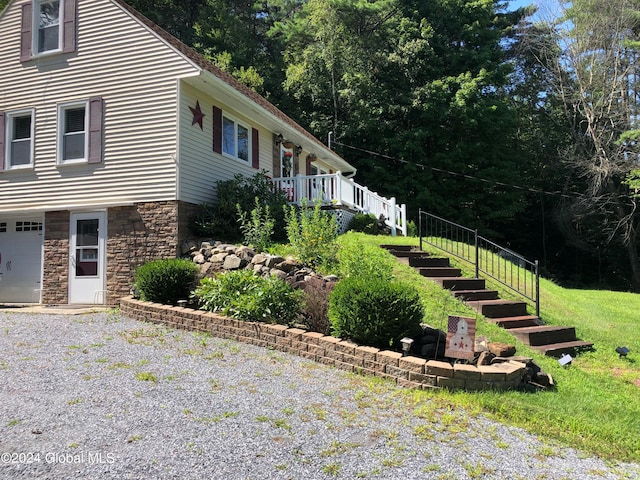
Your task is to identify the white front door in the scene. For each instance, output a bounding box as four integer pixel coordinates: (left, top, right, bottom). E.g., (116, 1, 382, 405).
(69, 212, 106, 304)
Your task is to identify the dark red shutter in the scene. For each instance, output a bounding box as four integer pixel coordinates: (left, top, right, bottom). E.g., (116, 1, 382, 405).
(251, 128, 259, 169)
(305, 155, 311, 175)
(212, 106, 222, 154)
(0, 112, 5, 172)
(62, 0, 77, 53)
(20, 2, 32, 62)
(88, 97, 104, 164)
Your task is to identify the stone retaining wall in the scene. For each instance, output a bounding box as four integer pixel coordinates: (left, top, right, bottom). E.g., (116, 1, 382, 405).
(120, 297, 526, 391)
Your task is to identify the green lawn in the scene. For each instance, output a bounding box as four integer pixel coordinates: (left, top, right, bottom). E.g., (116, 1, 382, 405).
(338, 233, 640, 463)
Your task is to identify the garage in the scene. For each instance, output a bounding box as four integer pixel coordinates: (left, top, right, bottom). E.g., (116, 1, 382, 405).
(0, 217, 44, 304)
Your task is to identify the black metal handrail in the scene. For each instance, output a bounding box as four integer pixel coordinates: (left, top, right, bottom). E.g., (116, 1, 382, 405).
(418, 210, 540, 317)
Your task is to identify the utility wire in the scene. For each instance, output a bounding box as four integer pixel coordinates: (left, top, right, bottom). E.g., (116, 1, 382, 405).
(332, 140, 580, 200)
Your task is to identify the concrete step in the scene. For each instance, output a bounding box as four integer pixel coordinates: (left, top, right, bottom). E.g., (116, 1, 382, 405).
(509, 325, 577, 346)
(452, 289, 500, 301)
(391, 250, 431, 258)
(433, 277, 487, 291)
(486, 315, 541, 329)
(409, 257, 450, 268)
(531, 340, 594, 357)
(467, 299, 529, 318)
(418, 267, 462, 278)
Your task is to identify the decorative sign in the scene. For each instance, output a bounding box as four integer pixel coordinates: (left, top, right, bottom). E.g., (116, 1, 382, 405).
(189, 100, 205, 130)
(445, 315, 476, 361)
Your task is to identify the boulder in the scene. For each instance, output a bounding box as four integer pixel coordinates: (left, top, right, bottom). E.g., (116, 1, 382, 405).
(223, 255, 247, 270)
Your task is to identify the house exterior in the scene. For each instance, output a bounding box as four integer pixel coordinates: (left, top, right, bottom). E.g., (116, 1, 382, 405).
(0, 0, 358, 305)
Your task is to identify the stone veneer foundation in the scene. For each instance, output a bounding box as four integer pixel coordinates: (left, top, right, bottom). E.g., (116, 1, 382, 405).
(41, 201, 198, 305)
(120, 297, 527, 392)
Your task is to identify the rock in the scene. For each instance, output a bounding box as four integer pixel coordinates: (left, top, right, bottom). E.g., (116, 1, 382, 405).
(477, 351, 495, 366)
(181, 240, 198, 255)
(199, 262, 214, 275)
(223, 255, 247, 270)
(252, 253, 268, 265)
(266, 256, 285, 268)
(212, 252, 228, 262)
(236, 246, 255, 261)
(192, 253, 206, 264)
(269, 269, 288, 280)
(275, 259, 298, 273)
(488, 342, 516, 357)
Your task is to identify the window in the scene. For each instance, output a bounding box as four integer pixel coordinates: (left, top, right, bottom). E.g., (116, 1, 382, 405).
(16, 221, 43, 232)
(37, 0, 61, 54)
(5, 110, 34, 169)
(222, 114, 250, 163)
(20, 0, 77, 61)
(58, 102, 87, 164)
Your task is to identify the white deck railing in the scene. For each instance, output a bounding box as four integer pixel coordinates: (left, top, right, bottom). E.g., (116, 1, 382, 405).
(272, 172, 407, 236)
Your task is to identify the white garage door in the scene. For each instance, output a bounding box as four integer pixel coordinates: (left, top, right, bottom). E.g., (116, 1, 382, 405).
(0, 218, 43, 303)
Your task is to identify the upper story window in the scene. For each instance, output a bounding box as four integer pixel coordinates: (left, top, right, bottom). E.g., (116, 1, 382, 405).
(222, 114, 250, 163)
(20, 0, 77, 61)
(56, 97, 104, 166)
(0, 109, 35, 172)
(7, 110, 35, 169)
(58, 102, 87, 164)
(37, 0, 61, 54)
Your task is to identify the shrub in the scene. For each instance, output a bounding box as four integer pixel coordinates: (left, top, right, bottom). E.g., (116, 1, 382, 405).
(134, 258, 199, 305)
(328, 276, 424, 349)
(237, 197, 275, 253)
(406, 220, 418, 237)
(300, 277, 335, 335)
(190, 171, 289, 241)
(285, 199, 339, 271)
(347, 213, 379, 234)
(193, 270, 303, 325)
(337, 239, 395, 281)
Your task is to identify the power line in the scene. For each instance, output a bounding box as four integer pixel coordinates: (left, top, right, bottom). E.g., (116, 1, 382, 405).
(332, 140, 580, 200)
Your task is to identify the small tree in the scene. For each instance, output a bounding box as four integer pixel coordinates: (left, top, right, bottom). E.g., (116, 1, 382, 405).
(237, 197, 275, 253)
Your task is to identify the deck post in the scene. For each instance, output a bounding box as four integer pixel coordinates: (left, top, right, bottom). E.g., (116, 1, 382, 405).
(390, 196, 397, 236)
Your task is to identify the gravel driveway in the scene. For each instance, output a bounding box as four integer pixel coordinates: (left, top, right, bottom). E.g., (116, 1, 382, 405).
(0, 311, 638, 480)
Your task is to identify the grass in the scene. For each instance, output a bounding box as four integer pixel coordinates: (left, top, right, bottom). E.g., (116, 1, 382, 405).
(336, 233, 640, 462)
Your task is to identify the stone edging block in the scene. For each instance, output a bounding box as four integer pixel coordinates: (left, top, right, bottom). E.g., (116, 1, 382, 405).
(119, 297, 525, 392)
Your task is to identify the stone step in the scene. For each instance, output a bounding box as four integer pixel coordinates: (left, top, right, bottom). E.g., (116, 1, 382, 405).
(379, 244, 413, 251)
(508, 325, 577, 346)
(391, 250, 431, 258)
(409, 257, 450, 268)
(452, 289, 500, 301)
(418, 267, 462, 278)
(433, 277, 487, 291)
(467, 299, 529, 318)
(531, 340, 595, 357)
(486, 315, 541, 329)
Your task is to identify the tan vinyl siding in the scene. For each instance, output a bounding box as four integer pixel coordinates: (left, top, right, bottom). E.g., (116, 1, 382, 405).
(0, 0, 199, 212)
(178, 82, 272, 204)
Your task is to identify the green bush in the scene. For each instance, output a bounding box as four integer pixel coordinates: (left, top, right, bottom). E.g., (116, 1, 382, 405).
(134, 258, 199, 305)
(347, 213, 379, 234)
(193, 270, 303, 325)
(406, 220, 418, 237)
(285, 199, 339, 271)
(190, 171, 289, 241)
(328, 276, 424, 349)
(237, 197, 275, 253)
(337, 240, 395, 281)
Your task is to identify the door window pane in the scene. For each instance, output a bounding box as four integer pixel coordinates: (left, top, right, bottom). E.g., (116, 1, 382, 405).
(75, 219, 98, 277)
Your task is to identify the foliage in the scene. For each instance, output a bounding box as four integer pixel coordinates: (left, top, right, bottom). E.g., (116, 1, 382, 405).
(336, 232, 394, 281)
(237, 197, 275, 253)
(406, 220, 418, 238)
(190, 172, 289, 242)
(347, 213, 379, 235)
(284, 199, 339, 271)
(328, 276, 424, 349)
(300, 277, 334, 335)
(193, 270, 303, 325)
(134, 258, 199, 305)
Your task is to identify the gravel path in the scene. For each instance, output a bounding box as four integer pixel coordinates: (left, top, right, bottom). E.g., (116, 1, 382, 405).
(0, 311, 638, 480)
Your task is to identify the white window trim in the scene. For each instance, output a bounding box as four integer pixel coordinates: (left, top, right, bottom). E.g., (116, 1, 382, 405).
(221, 112, 251, 164)
(32, 0, 63, 58)
(57, 100, 88, 165)
(311, 162, 329, 175)
(5, 109, 35, 171)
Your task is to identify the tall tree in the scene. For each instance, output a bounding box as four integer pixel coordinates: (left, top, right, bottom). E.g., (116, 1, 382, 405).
(277, 0, 529, 236)
(529, 0, 640, 290)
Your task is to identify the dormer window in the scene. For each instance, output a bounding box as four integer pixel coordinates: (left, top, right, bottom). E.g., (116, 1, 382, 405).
(37, 0, 61, 54)
(20, 0, 77, 61)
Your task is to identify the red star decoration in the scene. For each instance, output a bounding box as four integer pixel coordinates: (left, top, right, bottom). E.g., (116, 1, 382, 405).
(189, 100, 205, 130)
